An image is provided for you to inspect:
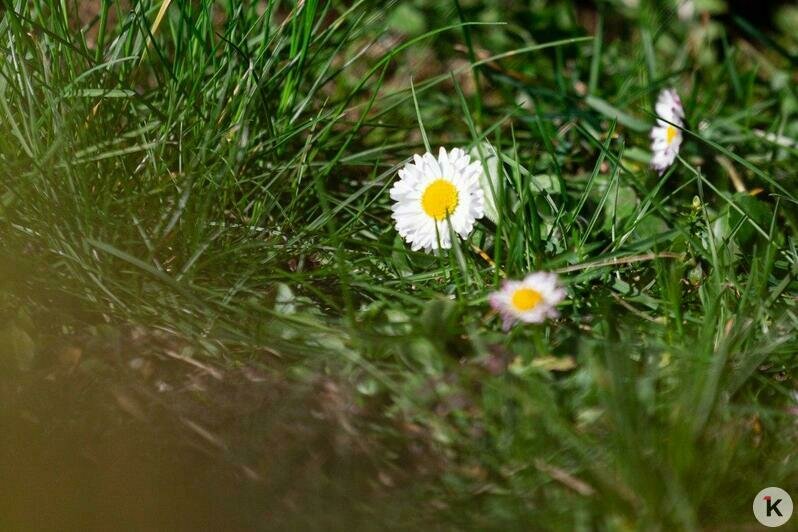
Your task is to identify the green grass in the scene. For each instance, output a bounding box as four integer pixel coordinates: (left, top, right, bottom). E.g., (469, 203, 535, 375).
(1, 0, 797, 529)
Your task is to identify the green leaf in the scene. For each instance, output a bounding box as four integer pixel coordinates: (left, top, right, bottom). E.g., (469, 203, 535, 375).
(530, 174, 561, 194)
(471, 142, 502, 224)
(585, 96, 650, 132)
(387, 3, 427, 35)
(727, 193, 772, 246)
(421, 298, 459, 340)
(63, 88, 137, 98)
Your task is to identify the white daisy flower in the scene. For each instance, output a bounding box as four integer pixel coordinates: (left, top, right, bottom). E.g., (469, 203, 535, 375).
(650, 88, 685, 174)
(390, 147, 485, 252)
(488, 272, 566, 330)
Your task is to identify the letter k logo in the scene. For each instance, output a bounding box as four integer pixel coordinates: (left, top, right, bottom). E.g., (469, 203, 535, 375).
(765, 495, 784, 517)
(754, 487, 792, 526)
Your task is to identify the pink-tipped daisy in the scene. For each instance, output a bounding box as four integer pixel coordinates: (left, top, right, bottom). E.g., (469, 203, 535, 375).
(650, 88, 685, 174)
(489, 272, 566, 330)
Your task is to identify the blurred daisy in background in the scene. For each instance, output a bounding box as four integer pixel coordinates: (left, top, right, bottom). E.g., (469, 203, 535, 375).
(391, 147, 485, 252)
(677, 0, 696, 20)
(650, 89, 685, 174)
(489, 272, 566, 330)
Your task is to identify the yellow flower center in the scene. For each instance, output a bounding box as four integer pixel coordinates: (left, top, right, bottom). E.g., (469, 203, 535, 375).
(421, 179, 459, 220)
(666, 125, 678, 145)
(511, 288, 542, 312)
